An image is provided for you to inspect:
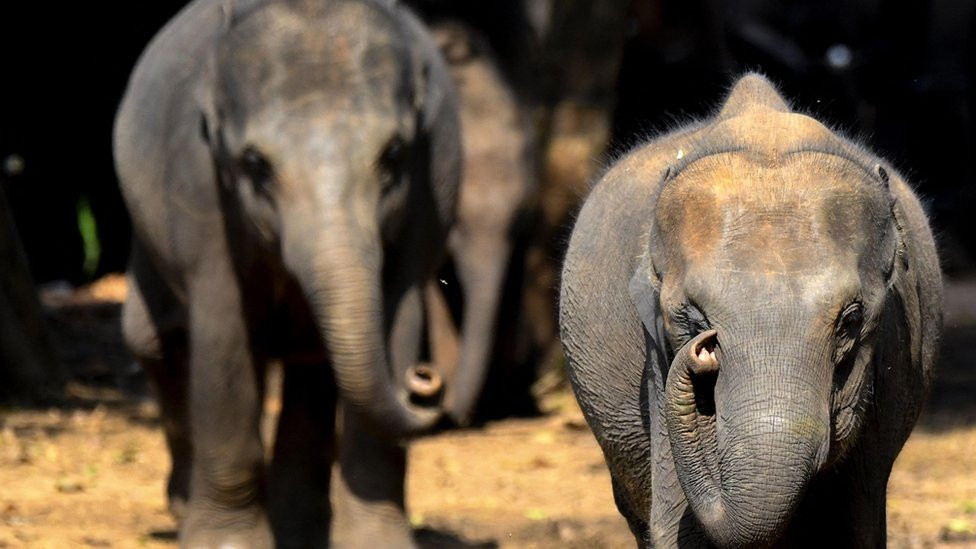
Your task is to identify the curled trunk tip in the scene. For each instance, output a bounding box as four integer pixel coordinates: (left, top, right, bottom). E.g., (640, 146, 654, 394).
(298, 233, 442, 438)
(664, 330, 823, 547)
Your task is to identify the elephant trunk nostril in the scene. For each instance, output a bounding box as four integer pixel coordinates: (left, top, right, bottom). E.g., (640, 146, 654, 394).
(689, 329, 720, 375)
(406, 364, 444, 406)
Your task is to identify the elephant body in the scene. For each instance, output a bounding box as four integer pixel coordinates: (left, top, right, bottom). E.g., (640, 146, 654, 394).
(113, 0, 459, 547)
(559, 74, 942, 547)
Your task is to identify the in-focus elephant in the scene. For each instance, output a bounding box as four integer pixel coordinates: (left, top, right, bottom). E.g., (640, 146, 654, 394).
(559, 74, 942, 547)
(113, 0, 459, 547)
(422, 19, 536, 426)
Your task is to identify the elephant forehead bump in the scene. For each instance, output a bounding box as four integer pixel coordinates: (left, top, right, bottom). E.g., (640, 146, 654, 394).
(655, 150, 883, 276)
(666, 75, 858, 174)
(218, 1, 406, 113)
(717, 72, 791, 118)
(649, 76, 893, 278)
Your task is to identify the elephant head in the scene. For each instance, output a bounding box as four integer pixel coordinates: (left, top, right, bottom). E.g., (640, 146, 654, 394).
(632, 78, 903, 547)
(197, 0, 460, 436)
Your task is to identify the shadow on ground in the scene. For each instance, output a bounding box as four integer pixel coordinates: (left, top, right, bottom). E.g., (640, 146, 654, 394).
(141, 527, 497, 548)
(416, 527, 498, 548)
(148, 530, 178, 542)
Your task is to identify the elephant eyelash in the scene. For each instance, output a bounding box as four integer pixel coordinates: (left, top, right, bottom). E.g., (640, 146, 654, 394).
(670, 302, 711, 341)
(835, 302, 864, 339)
(378, 134, 407, 196)
(833, 301, 864, 363)
(240, 146, 274, 193)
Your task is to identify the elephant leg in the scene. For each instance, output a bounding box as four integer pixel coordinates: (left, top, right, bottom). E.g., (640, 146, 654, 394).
(331, 409, 413, 548)
(122, 242, 191, 521)
(328, 281, 423, 548)
(181, 265, 271, 549)
(267, 363, 337, 548)
(787, 450, 889, 546)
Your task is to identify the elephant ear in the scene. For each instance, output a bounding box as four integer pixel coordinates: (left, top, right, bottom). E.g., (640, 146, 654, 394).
(397, 3, 462, 222)
(194, 2, 240, 186)
(629, 252, 671, 387)
(630, 251, 672, 448)
(194, 46, 237, 196)
(195, 54, 219, 149)
(196, 0, 256, 147)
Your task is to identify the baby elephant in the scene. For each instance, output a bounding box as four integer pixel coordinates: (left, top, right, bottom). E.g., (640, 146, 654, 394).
(559, 74, 942, 548)
(114, 0, 458, 547)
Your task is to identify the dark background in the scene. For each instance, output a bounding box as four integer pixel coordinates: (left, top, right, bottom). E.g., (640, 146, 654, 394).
(2, 0, 974, 284)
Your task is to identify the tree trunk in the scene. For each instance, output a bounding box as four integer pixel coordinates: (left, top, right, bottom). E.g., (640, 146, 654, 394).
(0, 180, 63, 403)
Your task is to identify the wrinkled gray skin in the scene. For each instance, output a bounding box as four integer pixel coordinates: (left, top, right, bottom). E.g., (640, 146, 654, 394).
(559, 74, 942, 548)
(113, 0, 459, 547)
(424, 20, 535, 425)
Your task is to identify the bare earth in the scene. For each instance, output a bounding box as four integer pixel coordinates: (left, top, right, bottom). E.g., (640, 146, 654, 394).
(0, 275, 974, 548)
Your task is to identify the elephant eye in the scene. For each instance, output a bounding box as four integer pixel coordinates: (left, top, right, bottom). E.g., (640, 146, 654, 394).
(378, 134, 406, 196)
(834, 302, 864, 362)
(685, 303, 710, 334)
(240, 146, 273, 191)
(671, 302, 710, 343)
(836, 302, 864, 340)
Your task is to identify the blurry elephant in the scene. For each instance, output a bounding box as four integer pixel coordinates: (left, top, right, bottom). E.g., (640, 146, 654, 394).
(409, 0, 632, 417)
(421, 20, 536, 426)
(113, 0, 459, 547)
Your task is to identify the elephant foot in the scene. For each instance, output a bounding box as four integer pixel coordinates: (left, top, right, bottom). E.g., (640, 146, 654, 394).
(332, 409, 415, 548)
(330, 513, 416, 549)
(180, 504, 273, 549)
(331, 469, 415, 549)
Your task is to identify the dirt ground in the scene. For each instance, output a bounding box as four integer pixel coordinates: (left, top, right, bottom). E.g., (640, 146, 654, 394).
(0, 275, 974, 548)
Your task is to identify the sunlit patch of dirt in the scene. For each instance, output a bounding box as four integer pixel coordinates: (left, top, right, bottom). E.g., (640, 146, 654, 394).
(888, 426, 976, 548)
(0, 405, 175, 549)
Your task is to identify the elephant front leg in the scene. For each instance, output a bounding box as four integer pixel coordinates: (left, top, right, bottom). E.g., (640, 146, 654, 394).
(181, 273, 271, 549)
(267, 363, 337, 548)
(330, 281, 423, 548)
(785, 449, 889, 547)
(331, 409, 414, 548)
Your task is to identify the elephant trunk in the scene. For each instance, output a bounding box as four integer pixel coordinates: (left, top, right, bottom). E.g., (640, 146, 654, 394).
(665, 330, 830, 548)
(289, 219, 440, 438)
(445, 236, 511, 425)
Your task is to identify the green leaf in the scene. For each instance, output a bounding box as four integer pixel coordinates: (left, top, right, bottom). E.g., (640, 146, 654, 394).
(76, 196, 101, 279)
